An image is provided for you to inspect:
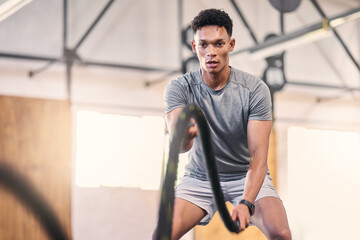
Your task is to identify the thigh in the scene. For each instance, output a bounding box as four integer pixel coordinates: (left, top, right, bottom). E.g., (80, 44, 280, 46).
(171, 197, 207, 240)
(251, 197, 291, 240)
(228, 175, 279, 207)
(175, 176, 217, 225)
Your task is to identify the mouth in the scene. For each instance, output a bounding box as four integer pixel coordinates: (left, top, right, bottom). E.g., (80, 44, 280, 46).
(206, 60, 218, 68)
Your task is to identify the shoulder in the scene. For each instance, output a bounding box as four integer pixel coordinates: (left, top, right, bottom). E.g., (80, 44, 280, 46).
(167, 69, 201, 89)
(230, 67, 269, 93)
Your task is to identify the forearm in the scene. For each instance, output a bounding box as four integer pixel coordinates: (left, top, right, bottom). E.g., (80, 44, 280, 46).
(242, 158, 268, 203)
(170, 121, 195, 153)
(231, 156, 268, 230)
(243, 120, 272, 203)
(166, 108, 198, 153)
(181, 138, 194, 153)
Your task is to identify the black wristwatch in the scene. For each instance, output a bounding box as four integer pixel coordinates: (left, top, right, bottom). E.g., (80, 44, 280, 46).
(239, 199, 255, 216)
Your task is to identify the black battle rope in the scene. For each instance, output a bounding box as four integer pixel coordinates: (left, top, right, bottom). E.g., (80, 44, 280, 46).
(0, 162, 69, 240)
(156, 104, 240, 240)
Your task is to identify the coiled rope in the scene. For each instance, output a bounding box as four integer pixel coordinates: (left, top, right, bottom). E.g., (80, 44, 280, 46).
(156, 104, 240, 240)
(0, 162, 69, 240)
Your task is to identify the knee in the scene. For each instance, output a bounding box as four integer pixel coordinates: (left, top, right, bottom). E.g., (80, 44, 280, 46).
(269, 226, 292, 240)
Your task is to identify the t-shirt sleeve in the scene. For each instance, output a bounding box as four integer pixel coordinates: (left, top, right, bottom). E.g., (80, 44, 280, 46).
(164, 78, 189, 114)
(248, 80, 272, 121)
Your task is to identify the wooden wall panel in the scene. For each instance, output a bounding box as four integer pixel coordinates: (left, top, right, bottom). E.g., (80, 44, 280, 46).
(194, 130, 277, 240)
(268, 129, 277, 188)
(0, 96, 72, 239)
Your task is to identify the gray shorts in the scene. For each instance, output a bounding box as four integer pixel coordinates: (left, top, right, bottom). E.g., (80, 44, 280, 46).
(175, 174, 279, 225)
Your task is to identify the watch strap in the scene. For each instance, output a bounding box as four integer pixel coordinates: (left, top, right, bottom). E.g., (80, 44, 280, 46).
(239, 199, 255, 216)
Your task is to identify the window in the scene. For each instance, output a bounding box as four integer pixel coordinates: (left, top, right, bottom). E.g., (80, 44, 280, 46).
(75, 110, 165, 190)
(287, 126, 360, 239)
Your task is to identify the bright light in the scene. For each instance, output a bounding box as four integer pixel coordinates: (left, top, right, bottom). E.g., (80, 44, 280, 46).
(287, 127, 360, 240)
(162, 133, 189, 185)
(138, 116, 165, 190)
(0, 0, 33, 22)
(250, 28, 332, 60)
(75, 110, 165, 190)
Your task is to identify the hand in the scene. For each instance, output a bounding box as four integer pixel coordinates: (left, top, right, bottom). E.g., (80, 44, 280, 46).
(187, 118, 198, 138)
(231, 203, 250, 231)
(181, 118, 198, 152)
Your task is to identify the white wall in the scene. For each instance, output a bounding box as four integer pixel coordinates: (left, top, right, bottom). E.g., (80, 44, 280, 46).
(275, 90, 360, 197)
(72, 187, 159, 240)
(274, 90, 360, 240)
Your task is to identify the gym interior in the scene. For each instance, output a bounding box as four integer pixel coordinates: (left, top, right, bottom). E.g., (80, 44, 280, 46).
(0, 0, 359, 239)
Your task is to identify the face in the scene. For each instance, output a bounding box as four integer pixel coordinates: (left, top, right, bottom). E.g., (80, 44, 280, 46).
(191, 25, 235, 75)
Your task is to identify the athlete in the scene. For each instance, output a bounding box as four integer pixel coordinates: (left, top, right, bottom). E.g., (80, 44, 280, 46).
(154, 8, 291, 240)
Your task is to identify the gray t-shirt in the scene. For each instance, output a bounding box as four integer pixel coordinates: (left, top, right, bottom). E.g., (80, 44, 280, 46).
(164, 67, 272, 181)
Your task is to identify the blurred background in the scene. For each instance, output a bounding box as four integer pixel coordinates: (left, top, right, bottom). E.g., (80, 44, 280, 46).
(0, 0, 359, 239)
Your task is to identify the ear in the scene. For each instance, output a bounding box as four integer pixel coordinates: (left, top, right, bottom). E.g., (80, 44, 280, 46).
(229, 38, 235, 52)
(191, 40, 196, 53)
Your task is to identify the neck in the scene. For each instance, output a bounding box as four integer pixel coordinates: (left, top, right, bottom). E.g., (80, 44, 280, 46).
(202, 66, 231, 90)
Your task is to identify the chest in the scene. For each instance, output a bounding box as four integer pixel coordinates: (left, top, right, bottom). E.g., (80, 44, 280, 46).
(190, 84, 250, 136)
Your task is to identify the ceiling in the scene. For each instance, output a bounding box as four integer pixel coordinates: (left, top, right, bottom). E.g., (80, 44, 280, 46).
(0, 0, 359, 101)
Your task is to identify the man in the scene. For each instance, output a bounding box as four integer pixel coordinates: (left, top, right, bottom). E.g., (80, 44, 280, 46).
(156, 8, 291, 240)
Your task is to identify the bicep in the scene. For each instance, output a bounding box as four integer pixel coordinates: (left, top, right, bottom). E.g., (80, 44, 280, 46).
(248, 81, 272, 121)
(247, 120, 272, 159)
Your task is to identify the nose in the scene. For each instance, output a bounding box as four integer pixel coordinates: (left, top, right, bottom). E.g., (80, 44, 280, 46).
(207, 44, 217, 57)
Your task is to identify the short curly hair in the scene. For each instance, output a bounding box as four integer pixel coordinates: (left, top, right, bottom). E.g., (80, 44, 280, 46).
(191, 9, 233, 37)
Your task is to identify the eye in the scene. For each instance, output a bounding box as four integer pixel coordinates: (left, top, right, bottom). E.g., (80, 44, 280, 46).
(217, 42, 224, 46)
(200, 43, 207, 47)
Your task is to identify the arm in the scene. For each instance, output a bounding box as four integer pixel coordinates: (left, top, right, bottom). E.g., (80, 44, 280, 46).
(165, 107, 198, 153)
(231, 120, 272, 230)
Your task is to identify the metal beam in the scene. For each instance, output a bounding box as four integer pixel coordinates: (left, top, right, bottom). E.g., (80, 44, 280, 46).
(64, 49, 75, 103)
(63, 0, 67, 52)
(231, 21, 327, 58)
(0, 52, 59, 62)
(27, 0, 69, 78)
(29, 60, 57, 78)
(0, 0, 177, 85)
(310, 0, 360, 72)
(73, 0, 116, 52)
(280, 12, 284, 34)
(287, 80, 360, 91)
(28, 0, 68, 79)
(66, 61, 72, 103)
(231, 7, 360, 59)
(81, 60, 177, 72)
(229, 0, 258, 44)
(0, 51, 175, 73)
